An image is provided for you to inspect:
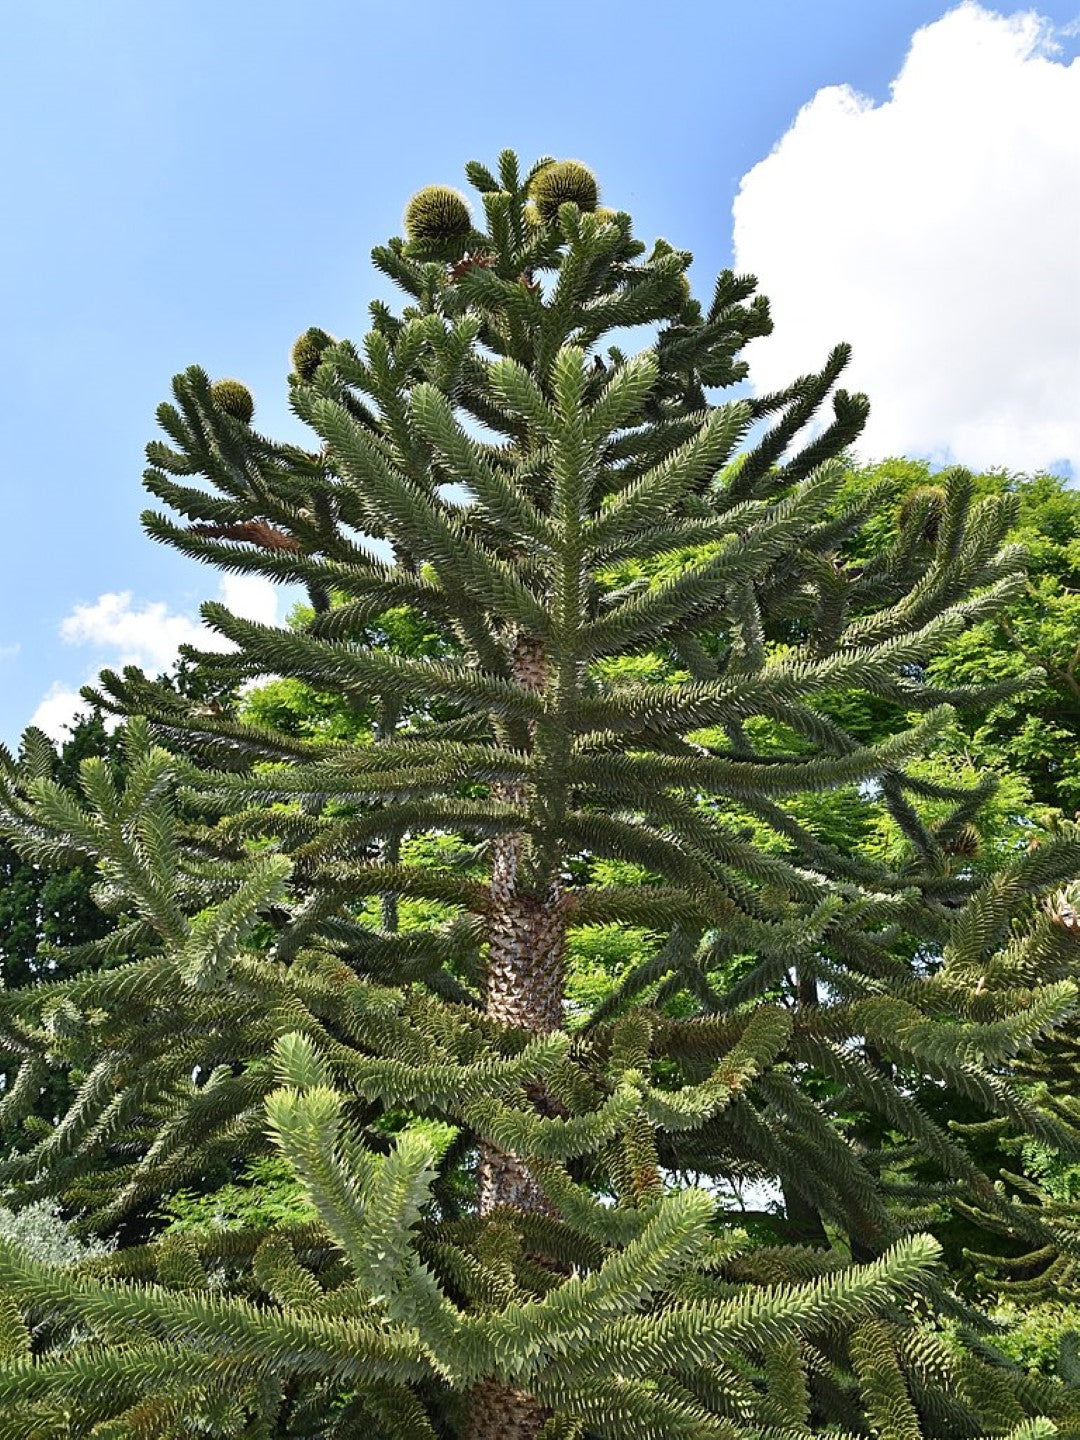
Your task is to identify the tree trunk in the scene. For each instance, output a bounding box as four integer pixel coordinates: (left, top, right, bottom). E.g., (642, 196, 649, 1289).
(478, 868, 565, 1214)
(468, 1379, 549, 1440)
(782, 1181, 830, 1248)
(469, 634, 563, 1437)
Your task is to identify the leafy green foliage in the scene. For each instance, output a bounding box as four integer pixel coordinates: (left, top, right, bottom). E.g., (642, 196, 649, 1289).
(842, 460, 1080, 814)
(157, 1156, 317, 1235)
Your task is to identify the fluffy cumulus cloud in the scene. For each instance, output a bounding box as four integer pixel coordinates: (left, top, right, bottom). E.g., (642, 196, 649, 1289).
(30, 577, 281, 742)
(29, 684, 90, 744)
(732, 3, 1080, 475)
(57, 593, 206, 674)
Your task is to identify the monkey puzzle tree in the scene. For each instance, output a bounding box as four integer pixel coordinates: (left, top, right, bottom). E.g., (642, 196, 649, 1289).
(2, 150, 1080, 1439)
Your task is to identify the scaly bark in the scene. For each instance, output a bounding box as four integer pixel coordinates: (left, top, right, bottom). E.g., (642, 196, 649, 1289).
(470, 633, 563, 1437)
(468, 1379, 549, 1440)
(478, 633, 565, 1212)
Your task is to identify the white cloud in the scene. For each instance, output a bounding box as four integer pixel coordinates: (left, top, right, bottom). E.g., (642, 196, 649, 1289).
(218, 574, 280, 627)
(59, 593, 206, 672)
(57, 578, 281, 671)
(31, 577, 283, 743)
(29, 684, 93, 744)
(732, 3, 1080, 475)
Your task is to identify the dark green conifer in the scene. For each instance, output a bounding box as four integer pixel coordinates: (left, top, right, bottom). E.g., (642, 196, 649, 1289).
(0, 713, 116, 1149)
(2, 148, 1080, 1440)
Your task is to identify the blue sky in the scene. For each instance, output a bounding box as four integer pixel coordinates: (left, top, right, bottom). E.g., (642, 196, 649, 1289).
(2, 0, 1078, 745)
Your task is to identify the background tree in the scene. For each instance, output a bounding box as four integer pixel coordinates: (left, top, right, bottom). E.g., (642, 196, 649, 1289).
(2, 150, 1080, 1440)
(812, 462, 1080, 1300)
(0, 712, 117, 1149)
(0, 663, 240, 1231)
(839, 461, 1080, 817)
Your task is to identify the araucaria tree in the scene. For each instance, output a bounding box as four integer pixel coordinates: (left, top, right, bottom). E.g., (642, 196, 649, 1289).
(3, 151, 1080, 1439)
